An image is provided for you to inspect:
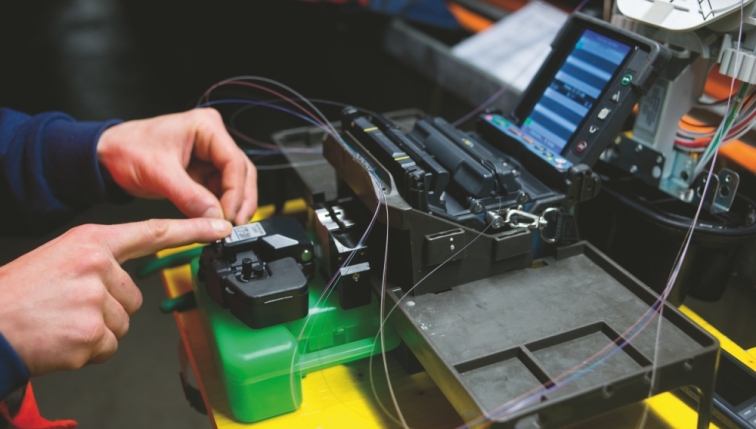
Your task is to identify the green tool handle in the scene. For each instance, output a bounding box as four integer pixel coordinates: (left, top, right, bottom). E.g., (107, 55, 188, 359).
(160, 291, 197, 314)
(296, 335, 399, 375)
(138, 247, 203, 277)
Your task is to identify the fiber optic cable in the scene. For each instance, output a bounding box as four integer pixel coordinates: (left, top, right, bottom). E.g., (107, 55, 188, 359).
(204, 77, 366, 162)
(638, 5, 749, 429)
(198, 99, 326, 131)
(202, 77, 341, 142)
(228, 97, 380, 128)
(289, 173, 389, 412)
(254, 160, 330, 170)
(694, 84, 750, 177)
(367, 197, 505, 428)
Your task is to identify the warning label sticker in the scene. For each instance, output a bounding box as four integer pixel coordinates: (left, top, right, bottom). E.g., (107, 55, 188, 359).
(635, 83, 664, 135)
(224, 223, 266, 244)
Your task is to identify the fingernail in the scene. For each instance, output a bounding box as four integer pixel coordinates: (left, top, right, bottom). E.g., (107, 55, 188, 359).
(210, 219, 231, 232)
(202, 207, 222, 219)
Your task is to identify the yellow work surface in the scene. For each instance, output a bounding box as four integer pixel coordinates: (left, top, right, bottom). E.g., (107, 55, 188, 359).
(159, 257, 756, 429)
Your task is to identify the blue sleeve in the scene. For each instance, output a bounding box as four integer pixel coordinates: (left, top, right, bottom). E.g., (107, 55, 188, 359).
(0, 108, 128, 398)
(0, 108, 125, 235)
(0, 332, 29, 400)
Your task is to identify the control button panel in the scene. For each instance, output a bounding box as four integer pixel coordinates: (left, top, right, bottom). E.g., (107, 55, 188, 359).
(560, 72, 634, 164)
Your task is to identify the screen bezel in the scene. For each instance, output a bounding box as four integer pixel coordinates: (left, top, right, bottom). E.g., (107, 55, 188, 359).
(510, 15, 648, 156)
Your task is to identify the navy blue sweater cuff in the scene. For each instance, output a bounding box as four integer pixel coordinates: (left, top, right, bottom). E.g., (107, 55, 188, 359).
(41, 116, 123, 207)
(0, 332, 29, 401)
(0, 108, 128, 235)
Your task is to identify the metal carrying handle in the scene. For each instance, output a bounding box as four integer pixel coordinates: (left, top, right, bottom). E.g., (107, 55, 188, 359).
(504, 209, 545, 229)
(502, 207, 561, 244)
(538, 207, 561, 244)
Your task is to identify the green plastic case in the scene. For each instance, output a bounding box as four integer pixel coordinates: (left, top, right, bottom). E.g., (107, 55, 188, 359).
(191, 259, 400, 423)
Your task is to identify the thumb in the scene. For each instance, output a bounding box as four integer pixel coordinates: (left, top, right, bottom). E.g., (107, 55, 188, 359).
(106, 218, 232, 263)
(161, 166, 225, 220)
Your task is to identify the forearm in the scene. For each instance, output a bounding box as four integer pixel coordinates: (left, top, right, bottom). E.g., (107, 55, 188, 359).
(0, 108, 124, 235)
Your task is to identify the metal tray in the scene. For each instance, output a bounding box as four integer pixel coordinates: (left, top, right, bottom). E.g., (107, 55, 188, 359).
(384, 242, 718, 428)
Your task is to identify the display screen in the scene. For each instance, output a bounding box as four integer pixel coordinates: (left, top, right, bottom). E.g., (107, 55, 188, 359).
(520, 29, 632, 155)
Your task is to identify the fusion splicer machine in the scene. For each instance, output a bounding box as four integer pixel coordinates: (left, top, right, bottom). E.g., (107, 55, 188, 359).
(324, 13, 670, 294)
(341, 14, 667, 237)
(198, 217, 314, 329)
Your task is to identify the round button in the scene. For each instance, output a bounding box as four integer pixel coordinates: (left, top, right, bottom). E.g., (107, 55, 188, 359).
(621, 74, 633, 86)
(575, 141, 588, 153)
(555, 157, 567, 164)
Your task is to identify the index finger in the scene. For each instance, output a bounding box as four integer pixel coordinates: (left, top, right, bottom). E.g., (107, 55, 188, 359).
(105, 218, 232, 263)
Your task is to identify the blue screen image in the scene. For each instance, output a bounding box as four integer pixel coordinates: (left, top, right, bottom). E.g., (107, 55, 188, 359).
(520, 29, 631, 155)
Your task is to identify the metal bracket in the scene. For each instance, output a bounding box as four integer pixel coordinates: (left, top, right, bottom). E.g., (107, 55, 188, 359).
(603, 134, 740, 214)
(691, 168, 740, 214)
(600, 134, 665, 187)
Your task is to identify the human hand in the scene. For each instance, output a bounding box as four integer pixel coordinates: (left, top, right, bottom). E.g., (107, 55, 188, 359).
(0, 218, 232, 376)
(97, 108, 257, 225)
